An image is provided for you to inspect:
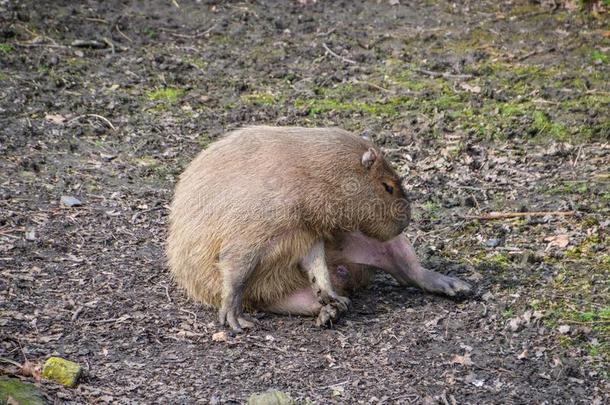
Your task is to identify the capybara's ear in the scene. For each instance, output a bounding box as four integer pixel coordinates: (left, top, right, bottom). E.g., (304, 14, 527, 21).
(361, 148, 377, 169)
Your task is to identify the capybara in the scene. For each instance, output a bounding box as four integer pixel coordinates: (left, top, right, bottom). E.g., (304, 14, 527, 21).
(167, 126, 471, 331)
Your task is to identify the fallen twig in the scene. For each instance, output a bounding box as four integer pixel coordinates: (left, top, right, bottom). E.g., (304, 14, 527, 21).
(114, 24, 133, 43)
(322, 43, 357, 64)
(415, 68, 472, 80)
(563, 319, 610, 325)
(86, 315, 131, 325)
(464, 211, 577, 220)
(315, 28, 336, 37)
(71, 39, 107, 49)
(68, 114, 116, 131)
(131, 206, 167, 223)
(161, 25, 216, 39)
(84, 17, 109, 24)
(351, 79, 393, 93)
(0, 357, 22, 367)
(489, 10, 549, 23)
(14, 42, 69, 49)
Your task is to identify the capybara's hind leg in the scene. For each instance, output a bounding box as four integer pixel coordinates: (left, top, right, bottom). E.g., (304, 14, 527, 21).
(300, 241, 350, 325)
(265, 288, 322, 316)
(265, 287, 344, 327)
(217, 249, 257, 332)
(339, 232, 472, 297)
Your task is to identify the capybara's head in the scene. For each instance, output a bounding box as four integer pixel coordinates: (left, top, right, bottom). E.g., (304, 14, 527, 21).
(347, 145, 411, 241)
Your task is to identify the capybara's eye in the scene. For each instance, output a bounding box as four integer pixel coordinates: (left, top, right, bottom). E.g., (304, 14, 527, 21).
(383, 182, 394, 194)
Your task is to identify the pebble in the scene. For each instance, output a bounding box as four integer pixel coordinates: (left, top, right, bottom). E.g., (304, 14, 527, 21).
(60, 196, 82, 207)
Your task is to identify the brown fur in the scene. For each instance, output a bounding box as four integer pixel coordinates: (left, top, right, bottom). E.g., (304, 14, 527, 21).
(167, 126, 409, 310)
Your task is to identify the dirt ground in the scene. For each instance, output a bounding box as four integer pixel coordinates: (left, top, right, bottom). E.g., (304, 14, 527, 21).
(1, 0, 609, 403)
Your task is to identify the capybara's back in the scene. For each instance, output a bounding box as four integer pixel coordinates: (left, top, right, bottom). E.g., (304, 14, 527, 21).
(167, 126, 387, 310)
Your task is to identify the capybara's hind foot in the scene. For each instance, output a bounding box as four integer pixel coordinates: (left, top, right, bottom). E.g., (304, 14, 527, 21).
(219, 307, 256, 333)
(418, 271, 472, 297)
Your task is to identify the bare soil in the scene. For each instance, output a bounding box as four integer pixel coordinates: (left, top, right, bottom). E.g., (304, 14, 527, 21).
(1, 1, 609, 404)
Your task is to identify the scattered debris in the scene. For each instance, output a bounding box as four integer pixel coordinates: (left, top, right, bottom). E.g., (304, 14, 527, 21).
(464, 373, 485, 387)
(465, 211, 577, 221)
(517, 349, 529, 360)
(460, 83, 481, 93)
(2, 0, 608, 403)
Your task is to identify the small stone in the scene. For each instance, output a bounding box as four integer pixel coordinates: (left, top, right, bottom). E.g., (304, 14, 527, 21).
(464, 373, 484, 387)
(247, 390, 296, 405)
(331, 385, 344, 397)
(508, 317, 521, 332)
(558, 325, 570, 334)
(99, 153, 117, 161)
(484, 238, 500, 247)
(60, 196, 82, 207)
(462, 195, 476, 207)
(41, 357, 82, 387)
(25, 228, 36, 241)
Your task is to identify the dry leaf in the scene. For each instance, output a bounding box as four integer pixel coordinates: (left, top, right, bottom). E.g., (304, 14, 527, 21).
(45, 114, 67, 124)
(425, 315, 443, 328)
(517, 349, 528, 360)
(460, 83, 481, 93)
(212, 331, 228, 342)
(508, 317, 521, 332)
(20, 360, 42, 380)
(451, 353, 473, 366)
(545, 234, 570, 249)
(562, 1, 579, 11)
(558, 325, 570, 334)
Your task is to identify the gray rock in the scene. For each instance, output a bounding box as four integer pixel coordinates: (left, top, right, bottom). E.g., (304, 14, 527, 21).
(60, 196, 82, 207)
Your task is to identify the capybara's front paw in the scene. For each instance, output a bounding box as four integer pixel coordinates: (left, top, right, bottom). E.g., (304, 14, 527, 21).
(317, 290, 350, 310)
(315, 304, 338, 327)
(218, 306, 256, 333)
(315, 295, 350, 327)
